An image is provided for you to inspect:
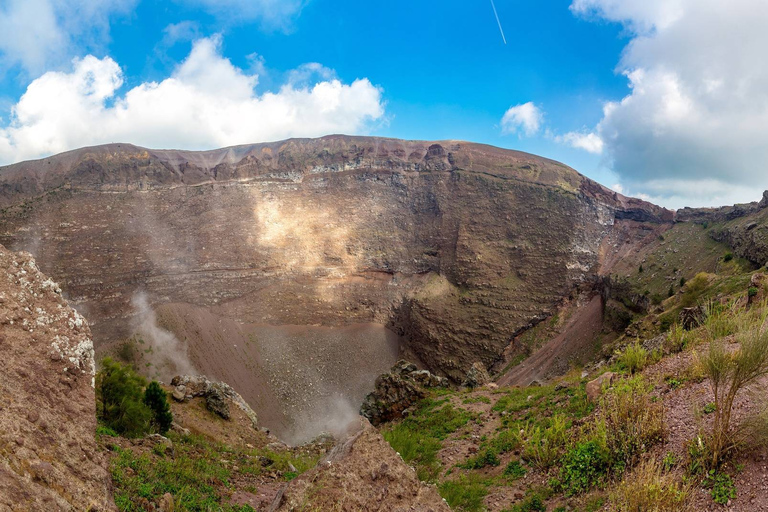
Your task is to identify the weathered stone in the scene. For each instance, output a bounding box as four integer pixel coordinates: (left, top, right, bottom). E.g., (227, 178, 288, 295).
(158, 492, 174, 512)
(360, 360, 447, 425)
(272, 419, 451, 512)
(171, 385, 186, 402)
(586, 372, 616, 402)
(205, 383, 231, 420)
(463, 362, 491, 388)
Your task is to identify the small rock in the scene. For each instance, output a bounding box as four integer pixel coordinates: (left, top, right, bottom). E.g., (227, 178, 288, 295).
(157, 492, 174, 512)
(171, 385, 186, 402)
(586, 372, 616, 402)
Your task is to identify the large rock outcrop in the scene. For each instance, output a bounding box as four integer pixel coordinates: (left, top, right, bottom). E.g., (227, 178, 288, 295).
(0, 245, 114, 510)
(270, 419, 451, 512)
(360, 360, 447, 425)
(0, 136, 672, 381)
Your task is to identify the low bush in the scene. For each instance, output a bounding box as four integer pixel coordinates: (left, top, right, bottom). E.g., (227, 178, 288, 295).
(559, 440, 609, 495)
(383, 400, 474, 481)
(97, 358, 152, 437)
(503, 460, 527, 480)
(704, 470, 736, 505)
(459, 448, 500, 469)
(696, 303, 768, 468)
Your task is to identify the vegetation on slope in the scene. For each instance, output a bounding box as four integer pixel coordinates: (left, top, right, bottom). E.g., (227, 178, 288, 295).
(382, 264, 768, 511)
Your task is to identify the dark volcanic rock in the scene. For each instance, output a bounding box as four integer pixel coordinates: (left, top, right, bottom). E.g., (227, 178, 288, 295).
(360, 360, 447, 425)
(0, 244, 115, 510)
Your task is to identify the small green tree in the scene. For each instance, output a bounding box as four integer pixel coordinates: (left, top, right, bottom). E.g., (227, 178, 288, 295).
(144, 381, 173, 435)
(96, 358, 151, 437)
(697, 304, 768, 468)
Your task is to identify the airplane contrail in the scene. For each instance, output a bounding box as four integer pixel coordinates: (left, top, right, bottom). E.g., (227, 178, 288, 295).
(490, 0, 507, 45)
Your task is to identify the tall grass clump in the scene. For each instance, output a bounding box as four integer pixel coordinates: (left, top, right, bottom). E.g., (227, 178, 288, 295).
(610, 459, 691, 512)
(616, 342, 649, 375)
(596, 376, 665, 472)
(696, 301, 768, 468)
(522, 414, 569, 470)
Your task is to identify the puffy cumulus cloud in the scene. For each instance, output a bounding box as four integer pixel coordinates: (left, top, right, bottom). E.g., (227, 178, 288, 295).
(556, 131, 604, 154)
(178, 0, 307, 30)
(569, 0, 768, 207)
(0, 36, 385, 163)
(500, 102, 543, 137)
(0, 0, 136, 75)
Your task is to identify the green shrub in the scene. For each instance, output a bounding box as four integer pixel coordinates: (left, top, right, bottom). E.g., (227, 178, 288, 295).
(144, 381, 173, 435)
(503, 460, 527, 480)
(696, 304, 768, 468)
(662, 451, 677, 472)
(665, 324, 691, 353)
(723, 252, 734, 262)
(616, 342, 648, 374)
(560, 440, 609, 495)
(96, 358, 152, 437)
(460, 448, 500, 469)
(383, 400, 474, 481)
(680, 277, 687, 287)
(506, 492, 545, 512)
(748, 286, 759, 298)
(704, 470, 736, 505)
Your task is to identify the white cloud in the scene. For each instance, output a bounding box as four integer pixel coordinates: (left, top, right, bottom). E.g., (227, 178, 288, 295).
(501, 102, 543, 137)
(178, 0, 307, 30)
(570, 0, 768, 207)
(556, 131, 604, 154)
(0, 0, 136, 75)
(0, 37, 385, 163)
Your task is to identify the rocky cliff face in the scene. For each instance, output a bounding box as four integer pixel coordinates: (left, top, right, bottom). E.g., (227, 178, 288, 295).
(0, 136, 671, 381)
(0, 244, 114, 510)
(675, 190, 768, 267)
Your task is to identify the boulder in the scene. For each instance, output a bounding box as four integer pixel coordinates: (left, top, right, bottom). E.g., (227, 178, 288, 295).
(586, 372, 616, 402)
(205, 383, 231, 420)
(170, 375, 256, 426)
(360, 360, 447, 425)
(463, 362, 492, 388)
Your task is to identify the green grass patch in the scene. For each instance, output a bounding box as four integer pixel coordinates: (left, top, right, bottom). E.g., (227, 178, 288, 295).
(438, 474, 489, 512)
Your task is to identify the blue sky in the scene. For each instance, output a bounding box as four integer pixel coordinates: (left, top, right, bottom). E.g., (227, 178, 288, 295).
(0, 0, 766, 208)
